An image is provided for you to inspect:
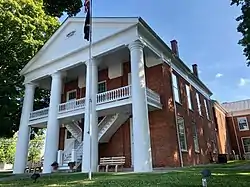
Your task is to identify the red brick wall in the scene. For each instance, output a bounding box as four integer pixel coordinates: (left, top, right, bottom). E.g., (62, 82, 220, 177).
(58, 61, 217, 168)
(226, 114, 250, 157)
(212, 105, 231, 155)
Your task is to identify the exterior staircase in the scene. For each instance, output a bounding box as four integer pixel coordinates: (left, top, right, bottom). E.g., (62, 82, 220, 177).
(58, 113, 129, 170)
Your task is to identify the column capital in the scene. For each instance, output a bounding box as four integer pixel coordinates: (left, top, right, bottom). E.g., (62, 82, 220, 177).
(85, 57, 101, 66)
(24, 82, 37, 90)
(51, 71, 66, 79)
(128, 40, 144, 51)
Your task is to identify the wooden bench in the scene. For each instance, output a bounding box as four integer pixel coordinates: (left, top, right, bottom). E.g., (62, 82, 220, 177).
(97, 156, 125, 172)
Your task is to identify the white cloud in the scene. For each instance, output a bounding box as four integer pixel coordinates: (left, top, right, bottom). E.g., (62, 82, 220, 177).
(239, 78, 250, 86)
(215, 73, 223, 78)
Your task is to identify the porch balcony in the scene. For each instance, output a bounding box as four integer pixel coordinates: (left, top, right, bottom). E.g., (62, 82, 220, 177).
(29, 85, 162, 126)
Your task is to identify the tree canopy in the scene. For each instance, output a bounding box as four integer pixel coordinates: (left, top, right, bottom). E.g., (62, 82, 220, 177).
(0, 0, 59, 137)
(231, 0, 250, 66)
(43, 0, 82, 17)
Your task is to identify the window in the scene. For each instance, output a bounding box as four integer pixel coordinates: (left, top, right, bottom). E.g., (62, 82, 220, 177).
(237, 117, 249, 131)
(67, 90, 77, 101)
(185, 84, 192, 110)
(192, 123, 199, 152)
(196, 92, 202, 115)
(98, 81, 107, 93)
(204, 99, 210, 120)
(177, 117, 187, 151)
(242, 137, 250, 153)
(172, 73, 181, 103)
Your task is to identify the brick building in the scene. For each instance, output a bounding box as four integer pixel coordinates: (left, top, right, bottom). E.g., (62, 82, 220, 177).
(221, 100, 250, 159)
(13, 17, 218, 174)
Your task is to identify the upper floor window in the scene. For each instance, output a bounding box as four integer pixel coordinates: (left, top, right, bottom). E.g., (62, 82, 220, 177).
(98, 81, 107, 93)
(237, 117, 249, 131)
(172, 73, 181, 103)
(192, 122, 199, 153)
(67, 90, 77, 101)
(242, 137, 250, 153)
(196, 92, 202, 115)
(185, 84, 192, 110)
(177, 117, 187, 151)
(204, 99, 210, 120)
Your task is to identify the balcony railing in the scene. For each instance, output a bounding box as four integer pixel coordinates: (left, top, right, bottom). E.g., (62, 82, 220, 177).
(29, 85, 160, 121)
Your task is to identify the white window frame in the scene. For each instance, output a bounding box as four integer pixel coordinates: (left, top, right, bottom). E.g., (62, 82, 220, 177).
(185, 84, 192, 110)
(241, 137, 250, 154)
(192, 122, 199, 153)
(204, 99, 210, 120)
(237, 117, 249, 131)
(177, 117, 187, 151)
(196, 92, 202, 116)
(98, 81, 107, 93)
(66, 89, 77, 101)
(172, 73, 181, 103)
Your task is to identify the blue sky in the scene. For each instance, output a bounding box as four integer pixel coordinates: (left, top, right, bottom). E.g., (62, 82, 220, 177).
(61, 0, 250, 103)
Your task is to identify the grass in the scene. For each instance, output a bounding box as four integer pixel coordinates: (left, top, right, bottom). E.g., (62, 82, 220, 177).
(0, 161, 250, 187)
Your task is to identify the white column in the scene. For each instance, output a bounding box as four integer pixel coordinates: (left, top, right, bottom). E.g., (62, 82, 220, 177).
(91, 61, 98, 172)
(82, 60, 92, 172)
(43, 71, 62, 173)
(13, 83, 36, 174)
(82, 59, 99, 172)
(128, 40, 153, 172)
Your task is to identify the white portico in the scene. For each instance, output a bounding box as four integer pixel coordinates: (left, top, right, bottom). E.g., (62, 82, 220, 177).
(13, 17, 165, 174)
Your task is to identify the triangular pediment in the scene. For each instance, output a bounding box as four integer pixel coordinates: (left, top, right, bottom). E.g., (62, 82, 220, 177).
(21, 17, 139, 75)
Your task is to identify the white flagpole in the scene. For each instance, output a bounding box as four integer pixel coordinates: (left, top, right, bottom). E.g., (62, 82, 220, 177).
(88, 0, 93, 181)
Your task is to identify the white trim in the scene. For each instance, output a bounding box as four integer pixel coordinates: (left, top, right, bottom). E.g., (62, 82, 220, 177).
(66, 89, 77, 101)
(204, 99, 210, 120)
(21, 17, 139, 75)
(241, 136, 250, 154)
(98, 80, 107, 93)
(237, 117, 249, 131)
(139, 36, 211, 99)
(177, 117, 188, 152)
(226, 109, 250, 117)
(196, 92, 202, 116)
(185, 84, 192, 110)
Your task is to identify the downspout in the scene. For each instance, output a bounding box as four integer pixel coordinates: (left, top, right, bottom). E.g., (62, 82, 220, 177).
(231, 112, 242, 159)
(169, 60, 183, 168)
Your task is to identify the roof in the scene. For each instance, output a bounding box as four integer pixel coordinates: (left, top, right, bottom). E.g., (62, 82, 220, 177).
(20, 16, 213, 96)
(221, 99, 250, 112)
(212, 100, 228, 114)
(138, 17, 213, 96)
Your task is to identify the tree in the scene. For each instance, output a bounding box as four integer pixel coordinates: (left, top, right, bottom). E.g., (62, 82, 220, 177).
(0, 130, 45, 164)
(28, 129, 45, 162)
(231, 0, 250, 66)
(0, 0, 59, 137)
(43, 0, 82, 17)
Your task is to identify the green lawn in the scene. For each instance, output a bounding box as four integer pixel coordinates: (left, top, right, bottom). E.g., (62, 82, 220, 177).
(0, 161, 250, 187)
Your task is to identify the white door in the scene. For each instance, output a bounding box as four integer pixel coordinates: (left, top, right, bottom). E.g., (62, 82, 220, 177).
(64, 90, 77, 150)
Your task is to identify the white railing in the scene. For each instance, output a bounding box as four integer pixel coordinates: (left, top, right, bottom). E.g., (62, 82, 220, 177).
(30, 107, 49, 120)
(58, 98, 85, 114)
(146, 88, 161, 103)
(97, 85, 131, 104)
(29, 85, 161, 121)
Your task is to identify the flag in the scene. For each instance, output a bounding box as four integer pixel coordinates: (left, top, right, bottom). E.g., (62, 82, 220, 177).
(84, 0, 90, 41)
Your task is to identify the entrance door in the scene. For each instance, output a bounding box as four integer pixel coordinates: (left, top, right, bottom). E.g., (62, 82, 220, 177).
(64, 89, 77, 150)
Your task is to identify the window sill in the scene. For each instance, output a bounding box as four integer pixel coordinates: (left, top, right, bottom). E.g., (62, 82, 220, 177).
(175, 101, 182, 106)
(189, 108, 194, 112)
(181, 150, 188, 153)
(239, 129, 250, 132)
(195, 151, 200, 154)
